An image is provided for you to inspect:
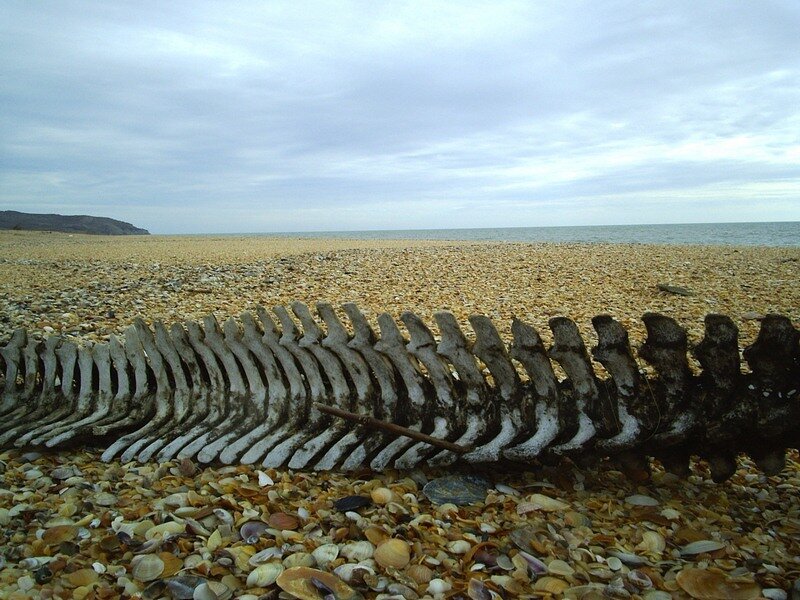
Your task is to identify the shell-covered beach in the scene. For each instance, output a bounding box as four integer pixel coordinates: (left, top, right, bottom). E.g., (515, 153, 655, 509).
(1, 231, 799, 600)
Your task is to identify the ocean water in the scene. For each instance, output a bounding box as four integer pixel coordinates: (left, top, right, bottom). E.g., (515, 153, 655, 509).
(269, 221, 799, 247)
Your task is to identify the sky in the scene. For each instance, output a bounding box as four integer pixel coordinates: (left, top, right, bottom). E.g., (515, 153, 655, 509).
(1, 1, 799, 234)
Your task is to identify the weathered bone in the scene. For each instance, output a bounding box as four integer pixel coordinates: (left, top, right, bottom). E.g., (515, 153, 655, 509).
(1, 304, 798, 481)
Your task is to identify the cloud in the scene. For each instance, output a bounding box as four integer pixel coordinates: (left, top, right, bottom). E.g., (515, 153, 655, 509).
(1, 0, 799, 233)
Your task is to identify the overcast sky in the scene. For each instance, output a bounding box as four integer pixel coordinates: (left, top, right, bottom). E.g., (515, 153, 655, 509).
(1, 1, 799, 233)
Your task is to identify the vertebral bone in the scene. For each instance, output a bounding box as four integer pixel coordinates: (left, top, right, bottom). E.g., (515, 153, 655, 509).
(1, 303, 797, 481)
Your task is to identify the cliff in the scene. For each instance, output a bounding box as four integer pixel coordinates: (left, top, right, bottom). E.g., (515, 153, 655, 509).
(0, 210, 150, 235)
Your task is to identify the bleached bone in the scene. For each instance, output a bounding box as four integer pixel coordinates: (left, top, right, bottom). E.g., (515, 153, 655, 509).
(135, 321, 192, 461)
(426, 312, 486, 466)
(395, 311, 459, 469)
(547, 317, 599, 454)
(258, 305, 331, 468)
(502, 319, 561, 461)
(340, 303, 400, 470)
(369, 312, 430, 470)
(2, 305, 798, 482)
(216, 311, 289, 464)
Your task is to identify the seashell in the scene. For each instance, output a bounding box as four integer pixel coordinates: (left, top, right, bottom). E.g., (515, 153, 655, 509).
(65, 568, 99, 587)
(642, 592, 673, 600)
(495, 554, 514, 570)
(246, 563, 284, 587)
(276, 567, 362, 600)
(333, 495, 371, 512)
(547, 559, 575, 577)
(533, 576, 570, 594)
(193, 581, 231, 600)
(370, 487, 394, 504)
(283, 552, 316, 569)
(19, 557, 50, 570)
(341, 540, 375, 562)
(565, 511, 592, 527)
(239, 520, 269, 542)
(333, 563, 375, 584)
(211, 508, 233, 526)
(163, 493, 189, 508)
(311, 543, 339, 568)
(762, 588, 787, 600)
(386, 582, 419, 599)
(160, 552, 184, 578)
(249, 546, 283, 566)
(625, 494, 659, 506)
(94, 492, 118, 507)
(406, 563, 434, 585)
(131, 554, 165, 582)
(364, 525, 389, 546)
(468, 578, 501, 600)
(680, 540, 726, 556)
(516, 551, 547, 574)
(518, 493, 569, 513)
(146, 521, 186, 540)
(42, 525, 77, 545)
(446, 540, 471, 555)
(627, 569, 653, 589)
(257, 470, 273, 486)
(606, 556, 623, 571)
(166, 576, 208, 600)
(268, 512, 299, 531)
(374, 538, 411, 569)
(638, 531, 666, 554)
(423, 475, 490, 506)
(607, 550, 649, 567)
(676, 567, 761, 600)
(427, 578, 452, 594)
(494, 483, 519, 495)
(206, 529, 222, 551)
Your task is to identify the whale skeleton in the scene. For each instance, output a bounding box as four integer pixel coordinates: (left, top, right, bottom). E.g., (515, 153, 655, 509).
(1, 302, 797, 482)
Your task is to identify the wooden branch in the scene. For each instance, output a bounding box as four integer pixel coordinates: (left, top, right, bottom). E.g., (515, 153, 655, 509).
(313, 402, 472, 454)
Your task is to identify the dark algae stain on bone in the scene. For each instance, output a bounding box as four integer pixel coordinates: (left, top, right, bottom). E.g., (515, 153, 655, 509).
(0, 301, 798, 484)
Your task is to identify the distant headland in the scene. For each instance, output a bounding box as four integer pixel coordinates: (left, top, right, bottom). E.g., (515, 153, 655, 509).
(0, 210, 149, 235)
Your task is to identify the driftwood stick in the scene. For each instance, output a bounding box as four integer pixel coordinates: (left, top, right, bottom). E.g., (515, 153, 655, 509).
(313, 402, 472, 453)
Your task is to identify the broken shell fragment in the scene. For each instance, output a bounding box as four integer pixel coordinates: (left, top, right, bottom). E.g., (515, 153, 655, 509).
(625, 494, 659, 506)
(675, 567, 761, 599)
(406, 564, 434, 585)
(246, 563, 284, 587)
(370, 487, 394, 504)
(276, 567, 363, 600)
(268, 512, 299, 530)
(680, 540, 726, 556)
(518, 493, 569, 512)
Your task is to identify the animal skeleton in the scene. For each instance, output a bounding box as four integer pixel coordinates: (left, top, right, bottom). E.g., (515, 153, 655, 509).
(1, 303, 797, 482)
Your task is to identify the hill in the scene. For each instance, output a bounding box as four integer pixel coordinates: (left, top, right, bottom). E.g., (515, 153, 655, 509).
(0, 210, 149, 235)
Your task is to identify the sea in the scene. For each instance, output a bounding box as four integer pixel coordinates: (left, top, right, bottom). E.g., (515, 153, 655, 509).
(264, 221, 799, 247)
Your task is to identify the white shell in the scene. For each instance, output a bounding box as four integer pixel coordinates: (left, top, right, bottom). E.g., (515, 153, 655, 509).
(246, 563, 284, 587)
(679, 540, 726, 556)
(625, 494, 659, 506)
(257, 470, 274, 486)
(446, 540, 471, 555)
(340, 540, 375, 561)
(311, 543, 340, 567)
(248, 546, 283, 566)
(333, 562, 375, 583)
(427, 578, 453, 594)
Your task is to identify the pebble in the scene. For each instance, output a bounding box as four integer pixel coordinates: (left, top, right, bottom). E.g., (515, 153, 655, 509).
(0, 235, 798, 598)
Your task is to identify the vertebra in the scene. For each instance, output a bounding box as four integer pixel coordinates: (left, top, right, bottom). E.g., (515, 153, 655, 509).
(1, 303, 797, 482)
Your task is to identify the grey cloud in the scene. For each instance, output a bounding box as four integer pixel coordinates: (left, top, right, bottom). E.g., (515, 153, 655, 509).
(1, 1, 799, 233)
